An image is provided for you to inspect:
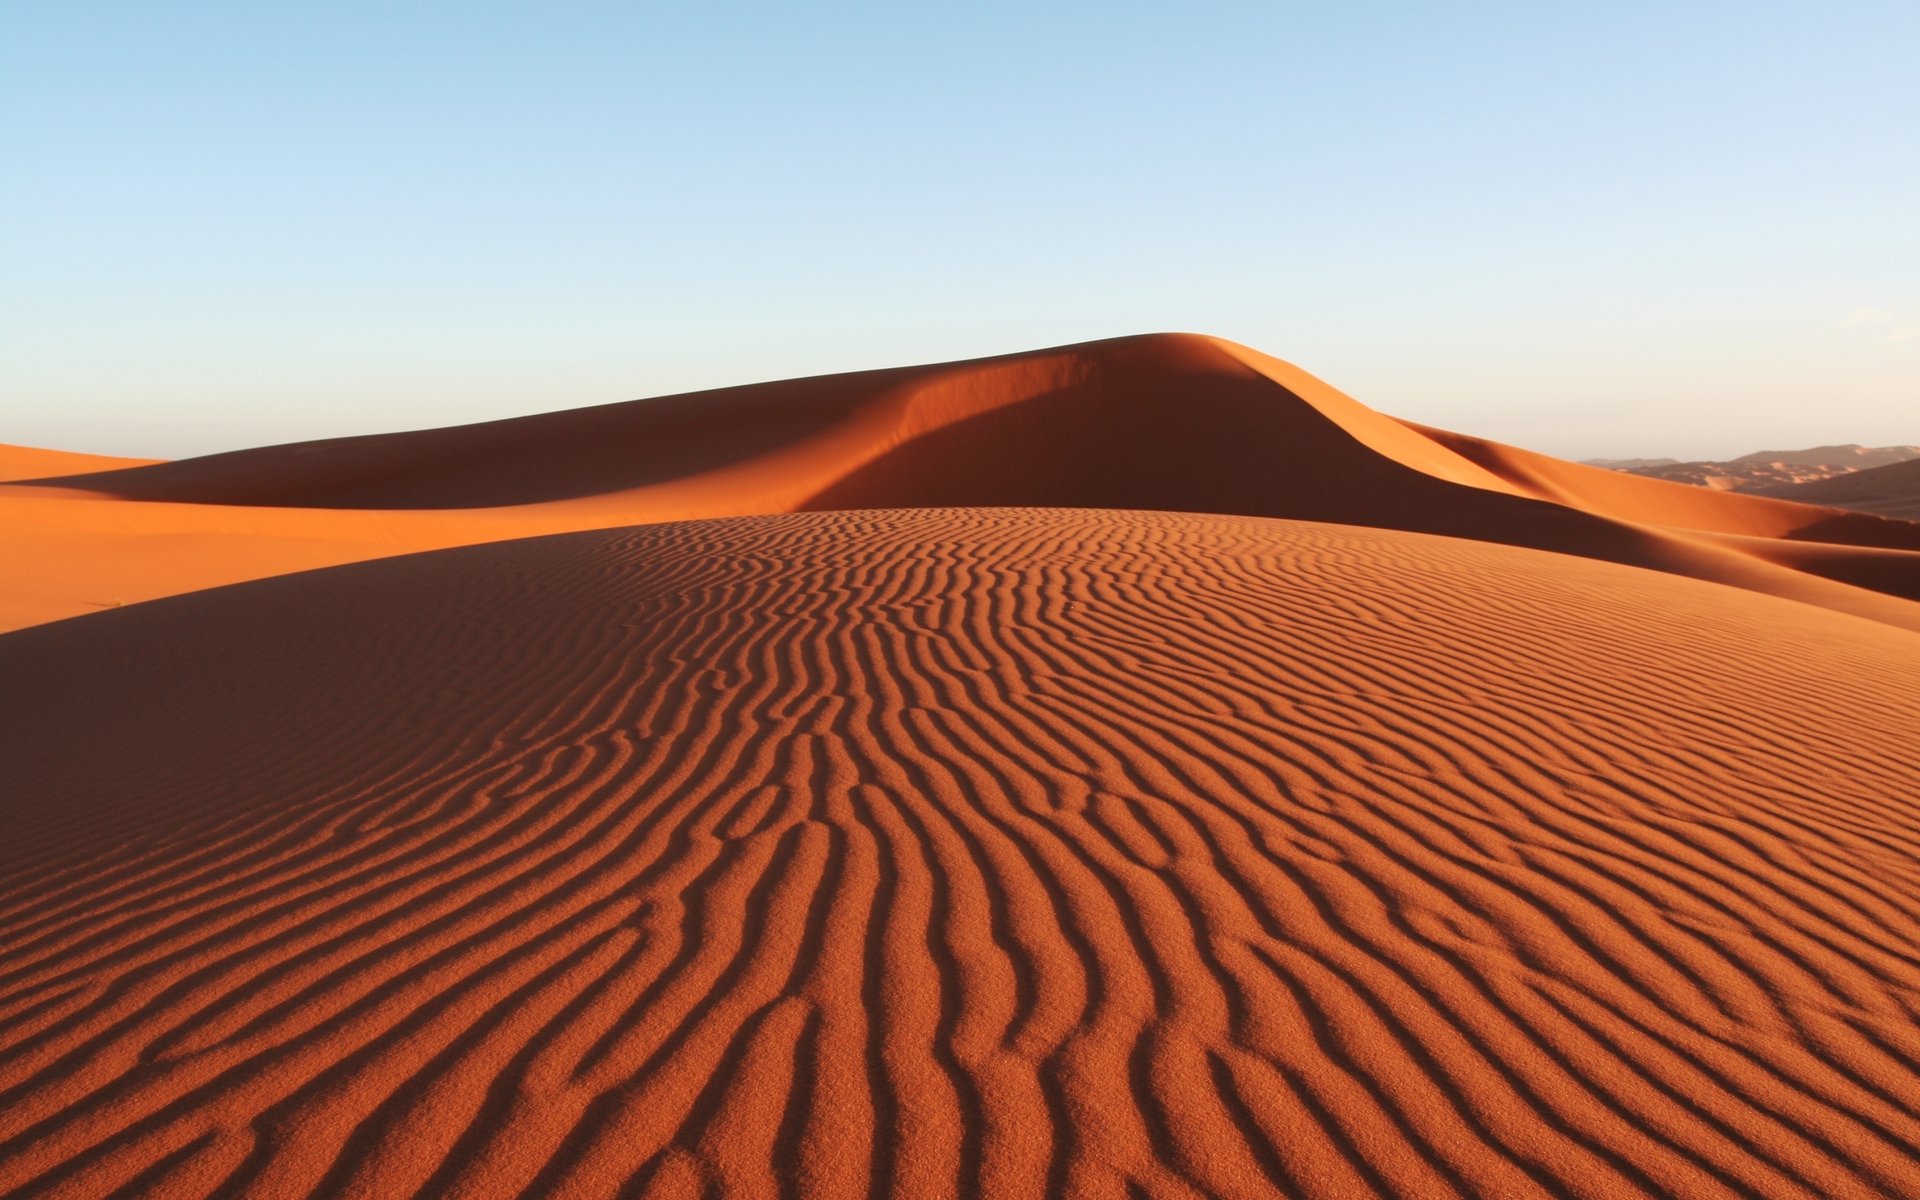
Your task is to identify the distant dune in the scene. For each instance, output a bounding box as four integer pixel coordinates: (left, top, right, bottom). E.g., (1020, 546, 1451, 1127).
(1757, 457, 1920, 521)
(1592, 444, 1920, 493)
(4, 338, 1920, 1198)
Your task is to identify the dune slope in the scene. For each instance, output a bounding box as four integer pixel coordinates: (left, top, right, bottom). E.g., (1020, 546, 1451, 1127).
(7, 334, 1920, 634)
(4, 508, 1920, 1199)
(1757, 458, 1920, 521)
(0, 443, 158, 484)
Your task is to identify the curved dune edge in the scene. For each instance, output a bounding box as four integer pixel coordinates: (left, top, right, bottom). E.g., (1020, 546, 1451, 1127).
(3, 508, 1920, 1198)
(4, 333, 1918, 634)
(0, 443, 160, 484)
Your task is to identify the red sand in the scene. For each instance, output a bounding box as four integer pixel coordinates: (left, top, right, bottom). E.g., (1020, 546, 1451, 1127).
(4, 339, 1920, 1197)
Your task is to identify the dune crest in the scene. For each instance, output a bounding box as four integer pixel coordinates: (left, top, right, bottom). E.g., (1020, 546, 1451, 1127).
(4, 334, 1918, 634)
(0, 443, 159, 484)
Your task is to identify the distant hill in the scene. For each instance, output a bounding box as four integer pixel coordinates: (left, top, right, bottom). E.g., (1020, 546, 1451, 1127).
(1586, 444, 1920, 491)
(1755, 455, 1920, 520)
(1581, 456, 1679, 471)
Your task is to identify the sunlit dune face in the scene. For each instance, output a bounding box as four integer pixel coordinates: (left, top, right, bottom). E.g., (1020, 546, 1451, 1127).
(3, 509, 1918, 1197)
(4, 334, 1919, 635)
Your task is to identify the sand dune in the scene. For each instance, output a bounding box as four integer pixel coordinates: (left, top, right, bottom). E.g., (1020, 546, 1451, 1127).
(1592, 445, 1920, 493)
(1758, 457, 1920, 521)
(4, 509, 1920, 1198)
(0, 443, 158, 484)
(5, 334, 1919, 634)
(6, 336, 1920, 1197)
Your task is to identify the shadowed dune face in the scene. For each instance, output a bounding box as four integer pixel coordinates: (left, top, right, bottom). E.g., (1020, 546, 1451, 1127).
(8, 333, 1919, 634)
(16, 374, 876, 509)
(1758, 458, 1920, 522)
(1403, 422, 1920, 550)
(25, 334, 1880, 551)
(4, 509, 1920, 1198)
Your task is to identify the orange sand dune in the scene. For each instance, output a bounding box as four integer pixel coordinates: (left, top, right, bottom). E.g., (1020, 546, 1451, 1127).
(1757, 457, 1920, 521)
(0, 443, 158, 484)
(5, 334, 1919, 634)
(4, 508, 1920, 1198)
(1402, 421, 1916, 544)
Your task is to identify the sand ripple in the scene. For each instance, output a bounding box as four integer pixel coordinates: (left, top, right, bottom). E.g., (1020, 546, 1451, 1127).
(3, 509, 1918, 1198)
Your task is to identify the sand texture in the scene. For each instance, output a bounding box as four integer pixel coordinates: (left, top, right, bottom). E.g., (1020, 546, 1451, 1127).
(5, 338, 1920, 1198)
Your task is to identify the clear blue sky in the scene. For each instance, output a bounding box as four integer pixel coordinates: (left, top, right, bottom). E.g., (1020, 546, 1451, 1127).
(4, 2, 1915, 460)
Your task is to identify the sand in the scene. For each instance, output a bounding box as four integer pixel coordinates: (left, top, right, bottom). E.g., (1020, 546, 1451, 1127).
(1757, 458, 1920, 521)
(0, 444, 158, 484)
(5, 334, 1918, 634)
(4, 339, 1920, 1198)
